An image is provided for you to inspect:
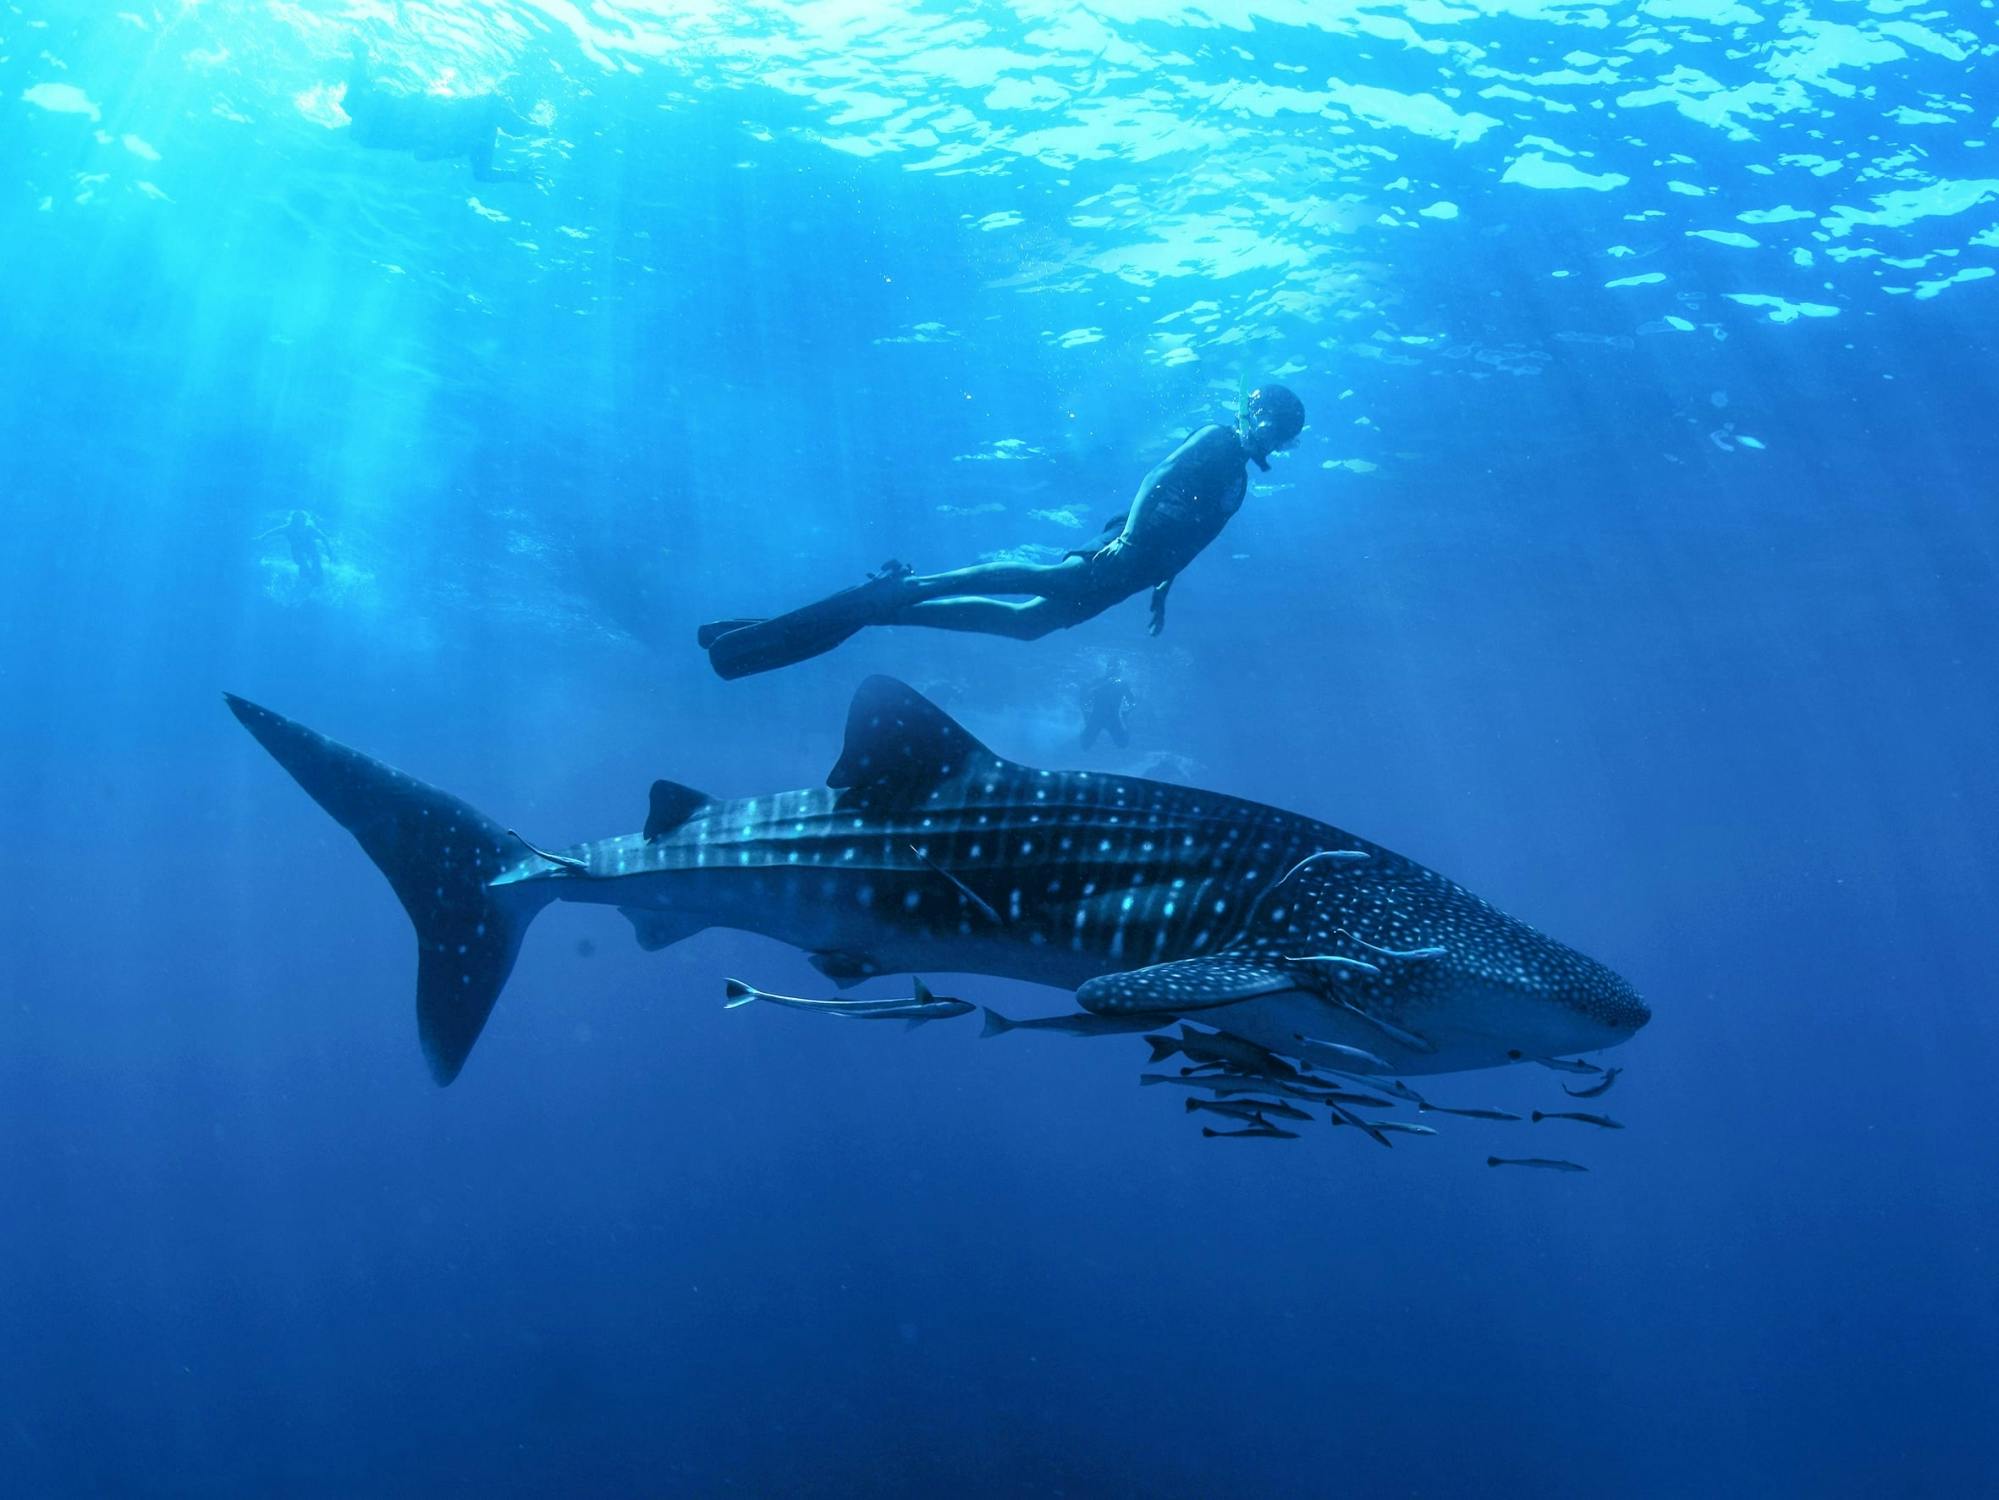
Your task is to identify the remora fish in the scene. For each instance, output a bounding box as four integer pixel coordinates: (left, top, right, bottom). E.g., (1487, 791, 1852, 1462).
(724, 976, 972, 1025)
(1141, 1073, 1387, 1109)
(1291, 1033, 1394, 1072)
(1183, 1096, 1313, 1124)
(1487, 1156, 1588, 1172)
(1417, 1103, 1523, 1122)
(1511, 1052, 1603, 1075)
(1148, 1027, 1298, 1077)
(1531, 1110, 1624, 1129)
(224, 677, 1649, 1085)
(1564, 1067, 1622, 1099)
(1202, 1124, 1300, 1140)
(980, 1008, 1158, 1038)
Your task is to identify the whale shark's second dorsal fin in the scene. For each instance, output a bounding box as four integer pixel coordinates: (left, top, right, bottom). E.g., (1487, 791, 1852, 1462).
(645, 779, 710, 841)
(827, 676, 1003, 801)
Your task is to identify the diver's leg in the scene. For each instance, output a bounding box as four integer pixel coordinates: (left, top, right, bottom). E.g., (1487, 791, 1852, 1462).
(701, 554, 1104, 679)
(902, 554, 1090, 602)
(1110, 720, 1130, 749)
(889, 594, 1094, 642)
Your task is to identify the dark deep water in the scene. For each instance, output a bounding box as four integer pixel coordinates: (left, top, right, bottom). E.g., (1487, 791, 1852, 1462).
(4, 3, 1998, 1495)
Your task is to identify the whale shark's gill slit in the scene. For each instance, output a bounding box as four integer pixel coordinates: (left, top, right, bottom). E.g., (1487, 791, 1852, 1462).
(1332, 997, 1435, 1054)
(1238, 848, 1369, 933)
(907, 843, 1004, 926)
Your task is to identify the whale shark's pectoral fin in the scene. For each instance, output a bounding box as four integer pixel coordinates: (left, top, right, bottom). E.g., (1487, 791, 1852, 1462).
(1077, 955, 1305, 1017)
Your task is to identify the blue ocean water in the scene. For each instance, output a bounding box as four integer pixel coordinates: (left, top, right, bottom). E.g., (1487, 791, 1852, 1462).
(4, 2, 1997, 1494)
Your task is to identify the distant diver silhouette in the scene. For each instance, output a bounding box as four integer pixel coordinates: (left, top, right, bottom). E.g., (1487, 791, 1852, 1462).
(1080, 669, 1134, 750)
(257, 509, 335, 587)
(343, 38, 533, 183)
(700, 383, 1305, 680)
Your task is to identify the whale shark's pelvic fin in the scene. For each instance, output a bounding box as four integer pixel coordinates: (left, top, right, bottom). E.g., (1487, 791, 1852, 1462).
(620, 906, 708, 953)
(827, 676, 1007, 808)
(1077, 954, 1304, 1016)
(223, 694, 552, 1087)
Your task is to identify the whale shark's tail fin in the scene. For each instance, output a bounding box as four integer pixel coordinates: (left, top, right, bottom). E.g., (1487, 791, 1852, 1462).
(224, 694, 550, 1086)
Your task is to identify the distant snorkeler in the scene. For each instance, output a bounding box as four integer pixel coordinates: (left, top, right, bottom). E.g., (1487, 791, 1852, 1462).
(342, 38, 534, 184)
(1078, 667, 1135, 750)
(257, 509, 335, 587)
(699, 383, 1306, 680)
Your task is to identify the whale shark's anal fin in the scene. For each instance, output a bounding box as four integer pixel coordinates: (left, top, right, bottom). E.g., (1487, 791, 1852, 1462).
(809, 948, 882, 988)
(224, 694, 551, 1086)
(619, 906, 709, 953)
(1077, 955, 1303, 1016)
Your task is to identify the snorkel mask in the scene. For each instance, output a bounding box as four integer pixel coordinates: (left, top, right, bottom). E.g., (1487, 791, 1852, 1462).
(1236, 380, 1305, 471)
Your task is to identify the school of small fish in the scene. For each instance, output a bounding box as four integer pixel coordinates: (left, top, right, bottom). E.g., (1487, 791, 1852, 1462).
(727, 980, 1624, 1173)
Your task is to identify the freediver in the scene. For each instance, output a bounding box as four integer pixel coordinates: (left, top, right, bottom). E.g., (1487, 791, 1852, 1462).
(699, 383, 1305, 679)
(1079, 668, 1135, 750)
(256, 510, 335, 587)
(342, 39, 534, 184)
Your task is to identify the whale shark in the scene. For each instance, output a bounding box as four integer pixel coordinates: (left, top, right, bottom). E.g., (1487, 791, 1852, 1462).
(224, 676, 1649, 1086)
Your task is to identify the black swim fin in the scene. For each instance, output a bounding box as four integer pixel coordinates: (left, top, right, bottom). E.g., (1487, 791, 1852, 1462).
(705, 567, 913, 681)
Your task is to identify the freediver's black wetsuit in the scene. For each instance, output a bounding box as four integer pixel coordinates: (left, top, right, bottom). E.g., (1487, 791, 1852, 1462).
(1080, 674, 1134, 749)
(260, 511, 334, 585)
(700, 416, 1284, 680)
(886, 422, 1255, 640)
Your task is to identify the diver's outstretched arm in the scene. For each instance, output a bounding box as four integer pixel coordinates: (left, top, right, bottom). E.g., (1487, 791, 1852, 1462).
(254, 525, 285, 541)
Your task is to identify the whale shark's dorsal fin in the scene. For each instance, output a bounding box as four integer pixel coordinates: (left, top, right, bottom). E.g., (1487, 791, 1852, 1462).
(827, 676, 1002, 800)
(645, 779, 710, 841)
